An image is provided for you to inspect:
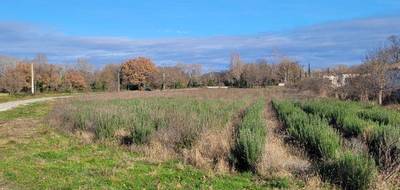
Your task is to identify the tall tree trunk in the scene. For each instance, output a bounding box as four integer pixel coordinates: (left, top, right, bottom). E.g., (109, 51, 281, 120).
(378, 88, 383, 105)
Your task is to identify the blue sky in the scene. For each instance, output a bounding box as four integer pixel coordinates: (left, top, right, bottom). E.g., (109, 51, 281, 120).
(1, 0, 400, 70)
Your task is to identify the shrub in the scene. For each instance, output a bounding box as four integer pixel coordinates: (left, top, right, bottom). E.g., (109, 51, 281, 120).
(272, 100, 341, 159)
(366, 125, 400, 171)
(301, 100, 369, 137)
(233, 99, 266, 171)
(273, 100, 377, 190)
(357, 107, 400, 126)
(320, 152, 377, 190)
(337, 115, 369, 137)
(131, 125, 153, 144)
(301, 99, 400, 173)
(94, 112, 126, 140)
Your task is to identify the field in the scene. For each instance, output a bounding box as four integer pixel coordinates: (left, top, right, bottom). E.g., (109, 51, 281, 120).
(0, 88, 399, 189)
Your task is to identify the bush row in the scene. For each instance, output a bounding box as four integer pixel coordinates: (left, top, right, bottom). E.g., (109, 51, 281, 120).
(301, 100, 372, 137)
(300, 99, 400, 171)
(232, 99, 267, 172)
(272, 100, 377, 190)
(319, 152, 377, 190)
(357, 106, 400, 126)
(273, 100, 341, 159)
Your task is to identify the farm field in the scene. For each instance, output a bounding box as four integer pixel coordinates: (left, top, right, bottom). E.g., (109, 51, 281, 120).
(0, 88, 399, 189)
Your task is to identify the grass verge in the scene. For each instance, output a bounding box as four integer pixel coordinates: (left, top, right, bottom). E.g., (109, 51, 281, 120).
(0, 102, 51, 121)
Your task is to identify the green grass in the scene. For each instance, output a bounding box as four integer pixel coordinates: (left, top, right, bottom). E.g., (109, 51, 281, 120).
(0, 126, 274, 189)
(0, 102, 51, 121)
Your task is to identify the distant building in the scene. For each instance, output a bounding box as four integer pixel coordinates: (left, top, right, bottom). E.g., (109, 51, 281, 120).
(205, 86, 228, 89)
(323, 73, 358, 88)
(387, 63, 400, 90)
(278, 83, 285, 87)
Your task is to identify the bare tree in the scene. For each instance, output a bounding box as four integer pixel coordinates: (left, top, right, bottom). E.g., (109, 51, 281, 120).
(229, 53, 244, 82)
(97, 64, 121, 91)
(33, 53, 48, 65)
(277, 58, 302, 85)
(176, 63, 202, 87)
(387, 35, 400, 64)
(363, 35, 400, 105)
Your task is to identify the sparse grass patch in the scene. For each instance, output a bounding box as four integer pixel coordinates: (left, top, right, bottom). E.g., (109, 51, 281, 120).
(0, 102, 51, 121)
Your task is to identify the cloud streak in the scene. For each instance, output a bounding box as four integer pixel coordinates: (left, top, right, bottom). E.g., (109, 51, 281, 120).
(0, 16, 399, 71)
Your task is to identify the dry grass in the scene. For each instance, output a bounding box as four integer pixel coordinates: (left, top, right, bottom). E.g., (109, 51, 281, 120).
(182, 126, 233, 173)
(257, 101, 311, 178)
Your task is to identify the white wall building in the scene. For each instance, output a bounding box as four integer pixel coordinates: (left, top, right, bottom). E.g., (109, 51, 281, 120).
(323, 73, 358, 88)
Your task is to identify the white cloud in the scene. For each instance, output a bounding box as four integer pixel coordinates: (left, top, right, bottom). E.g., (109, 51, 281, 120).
(0, 16, 399, 70)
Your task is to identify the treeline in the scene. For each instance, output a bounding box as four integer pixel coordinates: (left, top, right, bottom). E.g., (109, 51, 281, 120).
(0, 53, 306, 94)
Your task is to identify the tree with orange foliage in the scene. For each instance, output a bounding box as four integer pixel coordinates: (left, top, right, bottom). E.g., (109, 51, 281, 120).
(15, 62, 32, 91)
(63, 70, 87, 91)
(0, 64, 27, 94)
(121, 57, 157, 90)
(35, 63, 62, 92)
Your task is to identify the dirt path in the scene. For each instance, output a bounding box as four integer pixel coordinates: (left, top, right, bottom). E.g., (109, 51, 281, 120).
(258, 100, 311, 178)
(0, 96, 71, 112)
